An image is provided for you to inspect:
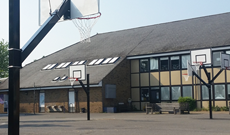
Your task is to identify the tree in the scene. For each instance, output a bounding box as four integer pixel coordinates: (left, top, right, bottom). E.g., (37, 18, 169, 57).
(0, 39, 9, 78)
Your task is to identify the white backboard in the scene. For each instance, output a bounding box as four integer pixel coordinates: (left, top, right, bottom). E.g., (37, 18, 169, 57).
(221, 53, 230, 69)
(191, 48, 211, 65)
(39, 0, 100, 25)
(69, 64, 86, 80)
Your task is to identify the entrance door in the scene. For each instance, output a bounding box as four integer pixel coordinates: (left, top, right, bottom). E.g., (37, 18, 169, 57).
(150, 89, 160, 103)
(39, 92, 45, 112)
(69, 90, 75, 113)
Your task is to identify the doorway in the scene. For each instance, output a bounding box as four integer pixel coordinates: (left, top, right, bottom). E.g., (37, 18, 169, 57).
(150, 88, 160, 103)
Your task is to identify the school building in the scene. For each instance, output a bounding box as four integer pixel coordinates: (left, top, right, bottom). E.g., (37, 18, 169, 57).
(0, 12, 230, 113)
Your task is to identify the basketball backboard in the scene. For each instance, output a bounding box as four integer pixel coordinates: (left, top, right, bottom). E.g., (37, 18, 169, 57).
(221, 53, 230, 69)
(69, 64, 86, 81)
(191, 48, 211, 65)
(39, 0, 100, 25)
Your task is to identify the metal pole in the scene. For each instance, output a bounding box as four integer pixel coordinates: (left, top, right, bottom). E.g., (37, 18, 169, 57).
(207, 73, 212, 119)
(8, 0, 20, 135)
(87, 74, 90, 120)
(34, 83, 35, 115)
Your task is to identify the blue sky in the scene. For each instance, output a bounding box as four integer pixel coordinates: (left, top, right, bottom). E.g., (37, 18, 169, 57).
(1, 0, 230, 65)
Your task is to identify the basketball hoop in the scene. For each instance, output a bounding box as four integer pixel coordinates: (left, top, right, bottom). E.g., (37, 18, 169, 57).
(72, 12, 101, 43)
(193, 61, 203, 71)
(69, 77, 78, 86)
(182, 73, 189, 81)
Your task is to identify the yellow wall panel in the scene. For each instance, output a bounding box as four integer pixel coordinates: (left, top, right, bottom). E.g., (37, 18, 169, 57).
(131, 60, 139, 73)
(202, 101, 213, 109)
(215, 101, 226, 107)
(160, 72, 170, 86)
(131, 74, 139, 87)
(140, 73, 149, 86)
(131, 88, 140, 101)
(150, 72, 159, 86)
(181, 70, 192, 84)
(227, 70, 230, 82)
(171, 71, 181, 85)
(201, 68, 212, 83)
(213, 68, 225, 83)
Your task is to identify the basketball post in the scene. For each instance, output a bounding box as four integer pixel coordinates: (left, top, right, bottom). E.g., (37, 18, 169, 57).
(78, 74, 90, 120)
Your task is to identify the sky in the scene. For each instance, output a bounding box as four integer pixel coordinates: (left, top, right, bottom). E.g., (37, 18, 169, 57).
(1, 0, 230, 66)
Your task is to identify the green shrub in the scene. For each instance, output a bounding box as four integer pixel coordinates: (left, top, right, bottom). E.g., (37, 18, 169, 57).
(201, 107, 208, 111)
(220, 106, 229, 111)
(178, 97, 196, 110)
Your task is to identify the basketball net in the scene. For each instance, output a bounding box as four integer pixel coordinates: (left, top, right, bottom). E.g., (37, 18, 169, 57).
(69, 78, 78, 86)
(72, 13, 101, 43)
(182, 73, 189, 82)
(193, 62, 203, 71)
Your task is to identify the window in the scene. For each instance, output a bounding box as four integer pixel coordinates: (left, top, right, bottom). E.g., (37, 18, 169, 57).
(228, 84, 230, 99)
(42, 64, 51, 70)
(160, 57, 169, 70)
(150, 58, 158, 70)
(161, 87, 170, 100)
(141, 88, 149, 101)
(171, 56, 180, 70)
(202, 85, 213, 100)
(60, 76, 68, 81)
(182, 86, 192, 98)
(226, 50, 230, 54)
(56, 63, 66, 69)
(52, 77, 60, 81)
(213, 51, 223, 66)
(140, 59, 149, 72)
(72, 61, 79, 65)
(78, 60, 86, 65)
(214, 85, 225, 99)
(181, 55, 190, 68)
(172, 86, 181, 100)
(47, 63, 57, 70)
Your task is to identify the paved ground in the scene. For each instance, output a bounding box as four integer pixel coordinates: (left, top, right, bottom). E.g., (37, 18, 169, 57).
(0, 111, 229, 135)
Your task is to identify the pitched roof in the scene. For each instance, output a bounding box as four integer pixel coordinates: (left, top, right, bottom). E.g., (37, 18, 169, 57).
(1, 12, 230, 90)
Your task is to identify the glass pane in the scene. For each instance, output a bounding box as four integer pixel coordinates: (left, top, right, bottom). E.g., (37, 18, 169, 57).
(171, 56, 180, 70)
(141, 88, 149, 101)
(228, 84, 230, 99)
(181, 55, 190, 68)
(39, 93, 45, 107)
(160, 57, 169, 70)
(214, 85, 225, 99)
(226, 50, 230, 54)
(202, 85, 213, 100)
(140, 59, 149, 72)
(213, 52, 221, 66)
(182, 86, 192, 98)
(161, 87, 170, 100)
(150, 58, 158, 70)
(172, 87, 181, 100)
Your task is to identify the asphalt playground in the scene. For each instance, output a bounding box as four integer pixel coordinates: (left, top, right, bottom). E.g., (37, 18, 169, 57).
(0, 111, 229, 135)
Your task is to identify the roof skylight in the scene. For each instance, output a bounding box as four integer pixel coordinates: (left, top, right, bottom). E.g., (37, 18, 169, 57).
(62, 62, 71, 68)
(47, 63, 57, 69)
(72, 61, 79, 65)
(56, 63, 66, 69)
(52, 77, 60, 81)
(78, 60, 86, 65)
(102, 58, 112, 64)
(88, 59, 98, 65)
(95, 58, 104, 65)
(109, 57, 119, 64)
(42, 64, 51, 70)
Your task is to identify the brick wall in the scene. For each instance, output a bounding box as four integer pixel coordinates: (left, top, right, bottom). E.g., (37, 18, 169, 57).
(102, 59, 131, 108)
(20, 91, 39, 113)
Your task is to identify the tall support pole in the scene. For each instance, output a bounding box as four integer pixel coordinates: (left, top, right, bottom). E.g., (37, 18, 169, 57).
(87, 74, 90, 120)
(8, 0, 20, 135)
(207, 73, 212, 119)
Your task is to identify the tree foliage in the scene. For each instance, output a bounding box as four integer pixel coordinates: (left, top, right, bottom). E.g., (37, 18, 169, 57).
(0, 39, 9, 78)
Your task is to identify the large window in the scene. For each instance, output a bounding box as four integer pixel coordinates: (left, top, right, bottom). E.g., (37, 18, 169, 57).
(171, 56, 180, 70)
(228, 84, 230, 99)
(181, 55, 190, 69)
(161, 87, 170, 100)
(202, 85, 213, 100)
(214, 85, 225, 99)
(150, 58, 158, 70)
(226, 50, 230, 54)
(213, 51, 223, 66)
(172, 86, 181, 100)
(141, 88, 149, 101)
(140, 59, 149, 72)
(182, 86, 192, 98)
(160, 57, 169, 70)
